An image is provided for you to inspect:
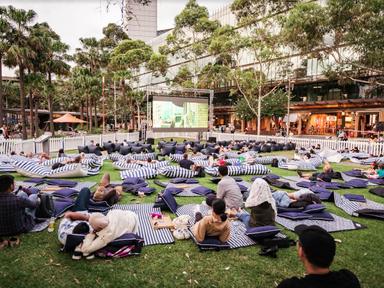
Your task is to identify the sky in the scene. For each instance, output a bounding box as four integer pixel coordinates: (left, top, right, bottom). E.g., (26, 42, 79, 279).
(0, 0, 232, 53)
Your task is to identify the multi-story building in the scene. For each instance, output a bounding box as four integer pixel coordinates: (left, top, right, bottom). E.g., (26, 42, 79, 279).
(138, 3, 384, 137)
(124, 0, 157, 42)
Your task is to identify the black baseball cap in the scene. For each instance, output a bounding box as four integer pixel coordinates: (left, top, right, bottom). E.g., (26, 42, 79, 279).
(294, 225, 336, 268)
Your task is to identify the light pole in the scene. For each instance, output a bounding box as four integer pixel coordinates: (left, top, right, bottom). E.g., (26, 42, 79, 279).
(102, 76, 106, 133)
(286, 78, 291, 137)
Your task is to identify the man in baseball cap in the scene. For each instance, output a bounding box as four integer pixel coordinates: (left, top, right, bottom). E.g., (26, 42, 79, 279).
(277, 225, 360, 288)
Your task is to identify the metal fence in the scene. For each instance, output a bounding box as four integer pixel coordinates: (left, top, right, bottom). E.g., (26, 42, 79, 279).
(209, 132, 384, 155)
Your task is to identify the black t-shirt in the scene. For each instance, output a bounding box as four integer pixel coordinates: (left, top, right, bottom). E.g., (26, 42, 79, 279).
(277, 269, 360, 288)
(179, 159, 194, 170)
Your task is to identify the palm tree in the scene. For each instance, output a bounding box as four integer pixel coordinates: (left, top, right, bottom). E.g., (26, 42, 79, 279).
(29, 22, 70, 136)
(4, 5, 37, 139)
(0, 7, 11, 127)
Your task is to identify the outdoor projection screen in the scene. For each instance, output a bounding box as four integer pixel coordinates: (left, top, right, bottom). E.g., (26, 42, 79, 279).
(152, 96, 209, 132)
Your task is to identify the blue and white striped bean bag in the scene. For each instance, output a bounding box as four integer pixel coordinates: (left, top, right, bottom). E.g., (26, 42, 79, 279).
(204, 166, 244, 177)
(0, 154, 12, 163)
(253, 156, 288, 165)
(192, 160, 210, 167)
(141, 161, 170, 169)
(109, 153, 125, 162)
(169, 154, 208, 162)
(157, 166, 198, 178)
(112, 161, 142, 170)
(49, 164, 88, 178)
(41, 157, 70, 166)
(13, 160, 51, 177)
(130, 153, 157, 161)
(13, 161, 88, 178)
(242, 164, 270, 175)
(0, 162, 16, 172)
(309, 156, 323, 168)
(120, 167, 158, 180)
(278, 160, 316, 171)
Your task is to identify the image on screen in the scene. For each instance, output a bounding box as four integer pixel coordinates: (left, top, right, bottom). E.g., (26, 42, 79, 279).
(152, 97, 208, 131)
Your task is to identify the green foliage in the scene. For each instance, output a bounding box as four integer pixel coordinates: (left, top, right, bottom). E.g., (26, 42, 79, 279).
(173, 66, 194, 88)
(231, 0, 299, 24)
(235, 89, 288, 120)
(198, 62, 231, 89)
(110, 39, 152, 71)
(146, 53, 168, 77)
(280, 2, 328, 53)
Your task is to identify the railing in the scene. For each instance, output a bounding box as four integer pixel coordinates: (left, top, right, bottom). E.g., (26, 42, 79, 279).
(0, 132, 140, 154)
(208, 132, 384, 155)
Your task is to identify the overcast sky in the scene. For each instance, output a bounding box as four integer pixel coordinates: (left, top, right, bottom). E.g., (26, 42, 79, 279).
(0, 0, 232, 52)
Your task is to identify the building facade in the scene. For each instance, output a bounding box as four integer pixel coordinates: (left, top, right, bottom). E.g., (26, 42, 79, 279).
(137, 2, 384, 138)
(124, 0, 157, 42)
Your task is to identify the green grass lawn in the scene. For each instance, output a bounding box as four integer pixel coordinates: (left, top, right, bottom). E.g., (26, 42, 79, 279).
(0, 149, 383, 288)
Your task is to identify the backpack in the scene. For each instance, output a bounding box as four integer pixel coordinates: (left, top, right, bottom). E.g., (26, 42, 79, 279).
(35, 194, 54, 218)
(271, 158, 279, 168)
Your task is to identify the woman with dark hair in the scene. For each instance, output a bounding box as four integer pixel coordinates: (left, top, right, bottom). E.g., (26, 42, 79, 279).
(58, 149, 67, 158)
(192, 199, 230, 243)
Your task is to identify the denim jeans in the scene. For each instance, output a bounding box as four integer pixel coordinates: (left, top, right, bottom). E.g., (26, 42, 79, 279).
(17, 191, 39, 218)
(236, 213, 250, 229)
(73, 188, 91, 212)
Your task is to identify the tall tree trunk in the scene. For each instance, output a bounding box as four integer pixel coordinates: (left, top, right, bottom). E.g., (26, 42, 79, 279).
(89, 96, 93, 131)
(0, 56, 4, 127)
(34, 98, 39, 137)
(122, 81, 128, 130)
(137, 103, 141, 131)
(28, 89, 34, 138)
(94, 98, 98, 129)
(19, 66, 27, 140)
(48, 73, 55, 136)
(80, 101, 84, 129)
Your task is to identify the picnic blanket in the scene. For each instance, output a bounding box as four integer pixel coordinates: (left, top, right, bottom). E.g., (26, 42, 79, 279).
(276, 213, 364, 233)
(333, 192, 384, 220)
(112, 204, 174, 246)
(176, 204, 286, 249)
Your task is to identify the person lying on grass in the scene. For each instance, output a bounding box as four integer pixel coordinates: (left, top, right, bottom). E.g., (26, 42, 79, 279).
(73, 210, 139, 260)
(277, 224, 360, 288)
(229, 178, 276, 229)
(0, 175, 40, 243)
(93, 173, 123, 205)
(192, 199, 230, 243)
(298, 162, 340, 182)
(272, 189, 321, 209)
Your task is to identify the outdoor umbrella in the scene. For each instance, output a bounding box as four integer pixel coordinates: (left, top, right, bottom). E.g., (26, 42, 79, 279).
(53, 113, 86, 124)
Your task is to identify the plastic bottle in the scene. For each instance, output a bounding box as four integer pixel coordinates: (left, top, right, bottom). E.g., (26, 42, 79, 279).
(48, 217, 55, 232)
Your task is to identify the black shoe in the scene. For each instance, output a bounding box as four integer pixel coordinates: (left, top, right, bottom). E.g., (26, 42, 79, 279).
(72, 251, 82, 260)
(259, 245, 278, 258)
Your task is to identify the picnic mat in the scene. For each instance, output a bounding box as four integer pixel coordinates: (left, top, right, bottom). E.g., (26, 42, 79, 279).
(341, 173, 377, 186)
(112, 203, 174, 246)
(31, 219, 50, 232)
(280, 176, 302, 190)
(166, 183, 206, 197)
(176, 204, 286, 249)
(276, 213, 364, 233)
(36, 181, 97, 193)
(334, 192, 384, 220)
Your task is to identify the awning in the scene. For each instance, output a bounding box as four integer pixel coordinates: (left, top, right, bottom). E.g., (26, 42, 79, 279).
(53, 113, 86, 124)
(283, 113, 298, 123)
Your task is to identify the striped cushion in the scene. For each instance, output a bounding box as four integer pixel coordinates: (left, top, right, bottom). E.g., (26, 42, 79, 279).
(254, 156, 287, 165)
(309, 157, 323, 168)
(204, 166, 244, 177)
(112, 161, 142, 170)
(141, 161, 170, 169)
(120, 167, 158, 180)
(109, 153, 125, 162)
(0, 162, 16, 172)
(81, 158, 103, 169)
(48, 164, 88, 178)
(13, 160, 51, 177)
(169, 154, 208, 162)
(192, 160, 210, 167)
(131, 153, 156, 161)
(41, 157, 70, 166)
(158, 166, 197, 178)
(242, 164, 270, 175)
